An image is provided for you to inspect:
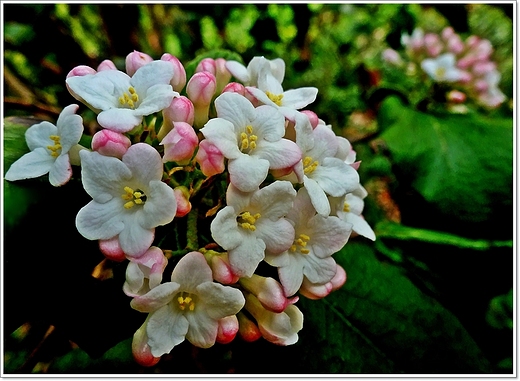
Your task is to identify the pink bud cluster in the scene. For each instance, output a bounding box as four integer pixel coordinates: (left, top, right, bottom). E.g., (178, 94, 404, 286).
(383, 27, 506, 108)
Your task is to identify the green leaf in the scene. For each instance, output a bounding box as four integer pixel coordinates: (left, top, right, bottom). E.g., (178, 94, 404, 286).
(378, 96, 513, 238)
(375, 221, 513, 250)
(300, 242, 492, 373)
(3, 117, 45, 231)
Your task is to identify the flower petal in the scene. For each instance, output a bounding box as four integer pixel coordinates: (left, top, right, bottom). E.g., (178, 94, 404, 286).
(210, 206, 244, 251)
(48, 153, 72, 186)
(118, 213, 155, 257)
(228, 155, 270, 192)
(25, 122, 58, 151)
(97, 108, 143, 133)
(75, 198, 125, 240)
(281, 87, 318, 109)
(303, 176, 330, 216)
(122, 143, 163, 186)
(255, 139, 301, 169)
(130, 60, 174, 95)
(200, 118, 241, 159)
(131, 282, 180, 312)
(256, 218, 295, 254)
(184, 311, 218, 348)
(214, 92, 255, 129)
(4, 148, 54, 181)
(197, 282, 245, 319)
(139, 180, 177, 229)
(147, 304, 189, 357)
(171, 251, 213, 291)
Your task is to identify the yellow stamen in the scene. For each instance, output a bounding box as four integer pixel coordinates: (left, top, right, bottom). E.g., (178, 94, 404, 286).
(240, 126, 258, 153)
(266, 91, 284, 106)
(177, 293, 196, 311)
(119, 86, 139, 109)
(237, 211, 261, 231)
(291, 233, 311, 254)
(121, 186, 147, 209)
(303, 156, 319, 175)
(343, 203, 350, 213)
(47, 135, 62, 158)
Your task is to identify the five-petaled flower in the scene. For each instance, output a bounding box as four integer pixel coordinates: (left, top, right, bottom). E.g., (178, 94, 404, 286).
(210, 181, 297, 277)
(5, 104, 84, 187)
(201, 92, 301, 192)
(75, 143, 177, 258)
(130, 251, 245, 357)
(66, 60, 177, 133)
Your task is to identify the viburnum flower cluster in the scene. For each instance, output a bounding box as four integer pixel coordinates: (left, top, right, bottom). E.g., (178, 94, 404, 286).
(4, 50, 375, 366)
(382, 26, 507, 109)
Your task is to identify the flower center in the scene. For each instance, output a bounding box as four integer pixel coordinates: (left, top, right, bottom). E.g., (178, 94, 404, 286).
(343, 202, 350, 213)
(237, 211, 261, 232)
(435, 67, 447, 80)
(266, 91, 283, 106)
(118, 86, 139, 109)
(177, 292, 196, 311)
(240, 125, 258, 153)
(303, 156, 319, 175)
(47, 135, 62, 158)
(121, 186, 147, 209)
(290, 233, 311, 254)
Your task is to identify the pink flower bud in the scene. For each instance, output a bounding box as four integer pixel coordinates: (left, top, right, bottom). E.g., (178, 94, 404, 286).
(330, 264, 347, 291)
(132, 320, 161, 367)
(221, 82, 246, 95)
(195, 139, 225, 177)
(125, 50, 153, 77)
(465, 35, 480, 49)
(173, 186, 192, 218)
(187, 72, 216, 128)
(216, 315, 239, 344)
(424, 33, 440, 47)
(91, 129, 131, 159)
(97, 59, 117, 71)
(382, 48, 402, 65)
(472, 61, 496, 76)
(161, 121, 198, 165)
(475, 39, 493, 60)
(300, 110, 319, 129)
(187, 71, 216, 105)
(457, 56, 477, 70)
(99, 236, 126, 262)
(447, 35, 464, 55)
(474, 79, 489, 92)
(159, 96, 195, 140)
(447, 90, 467, 103)
(457, 70, 473, 84)
(237, 312, 262, 342)
(441, 26, 455, 41)
(240, 275, 288, 313)
(66, 65, 96, 78)
(161, 53, 187, 92)
(204, 251, 239, 284)
(196, 58, 217, 75)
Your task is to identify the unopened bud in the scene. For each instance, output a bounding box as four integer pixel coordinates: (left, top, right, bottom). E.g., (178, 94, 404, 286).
(221, 82, 246, 96)
(187, 71, 216, 128)
(99, 236, 126, 262)
(126, 50, 153, 77)
(240, 274, 288, 313)
(447, 90, 467, 104)
(173, 186, 192, 218)
(132, 319, 161, 367)
(91, 129, 131, 159)
(203, 250, 239, 284)
(97, 59, 117, 71)
(161, 121, 198, 165)
(159, 96, 195, 140)
(237, 312, 262, 342)
(195, 139, 225, 177)
(161, 53, 187, 92)
(216, 315, 240, 344)
(66, 65, 96, 78)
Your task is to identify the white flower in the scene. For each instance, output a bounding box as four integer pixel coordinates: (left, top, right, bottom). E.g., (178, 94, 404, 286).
(244, 293, 303, 345)
(225, 56, 285, 86)
(66, 60, 177, 133)
(5, 104, 84, 187)
(130, 251, 245, 356)
(201, 92, 301, 192)
(296, 124, 360, 216)
(330, 184, 376, 241)
(75, 143, 176, 257)
(421, 53, 463, 82)
(210, 181, 296, 277)
(266, 188, 352, 296)
(123, 246, 169, 297)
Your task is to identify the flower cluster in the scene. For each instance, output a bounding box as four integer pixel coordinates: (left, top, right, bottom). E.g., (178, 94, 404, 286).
(382, 27, 506, 109)
(4, 50, 375, 365)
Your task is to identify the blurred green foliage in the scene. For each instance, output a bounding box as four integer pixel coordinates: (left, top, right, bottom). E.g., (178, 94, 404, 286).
(3, 3, 514, 375)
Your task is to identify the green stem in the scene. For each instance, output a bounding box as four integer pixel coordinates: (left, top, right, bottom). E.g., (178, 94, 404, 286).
(186, 207, 199, 251)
